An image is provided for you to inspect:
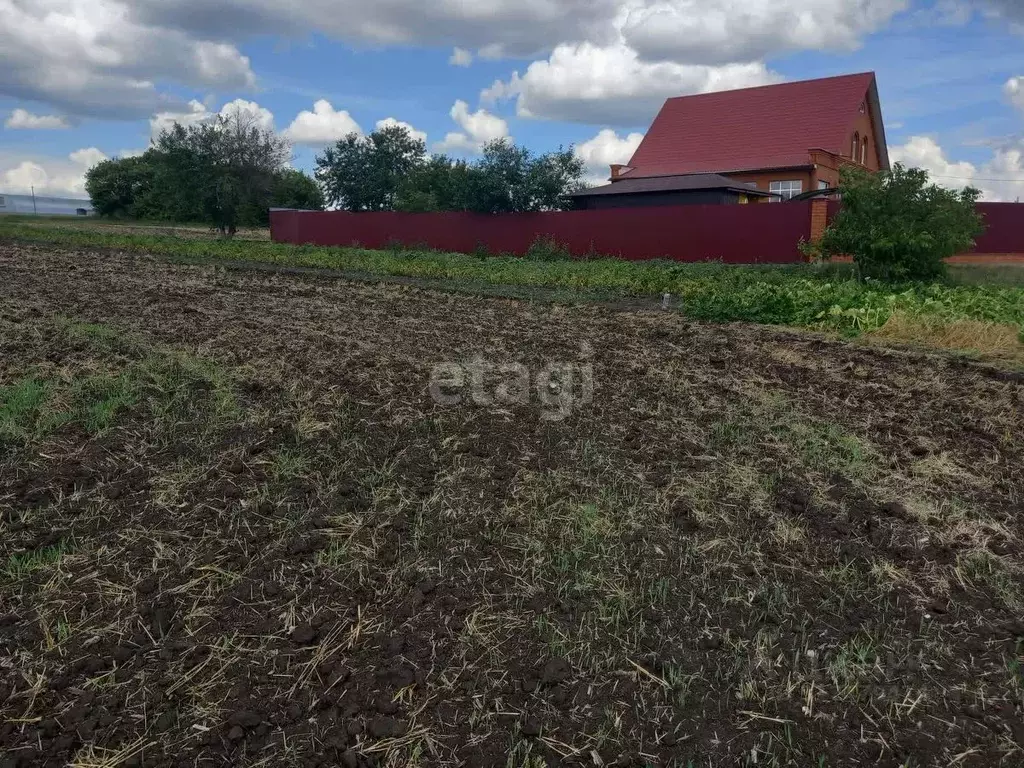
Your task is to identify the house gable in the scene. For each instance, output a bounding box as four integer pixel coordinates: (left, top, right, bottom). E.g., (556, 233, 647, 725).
(624, 73, 887, 180)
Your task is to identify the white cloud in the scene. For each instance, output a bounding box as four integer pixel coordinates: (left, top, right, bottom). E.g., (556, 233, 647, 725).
(435, 100, 510, 154)
(891, 135, 1024, 202)
(1006, 76, 1024, 111)
(5, 109, 71, 130)
(375, 118, 427, 144)
(284, 100, 361, 147)
(220, 98, 275, 131)
(449, 47, 474, 67)
(1, 147, 108, 197)
(149, 98, 275, 141)
(482, 42, 779, 125)
(0, 0, 255, 119)
(150, 99, 213, 140)
(574, 128, 645, 184)
(621, 0, 909, 65)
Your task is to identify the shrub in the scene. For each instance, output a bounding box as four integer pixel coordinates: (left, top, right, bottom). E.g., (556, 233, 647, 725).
(523, 235, 572, 262)
(809, 163, 985, 282)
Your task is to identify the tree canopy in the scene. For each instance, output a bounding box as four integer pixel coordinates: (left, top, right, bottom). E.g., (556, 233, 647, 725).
(86, 107, 320, 232)
(314, 124, 427, 212)
(314, 127, 585, 214)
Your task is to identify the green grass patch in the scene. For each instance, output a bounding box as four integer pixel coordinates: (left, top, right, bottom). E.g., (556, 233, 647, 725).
(0, 321, 238, 446)
(0, 378, 51, 442)
(4, 540, 72, 580)
(3, 217, 1023, 338)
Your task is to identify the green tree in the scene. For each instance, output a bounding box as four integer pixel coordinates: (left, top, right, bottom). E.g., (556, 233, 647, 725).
(205, 105, 293, 233)
(88, 106, 293, 232)
(812, 163, 985, 282)
(315, 125, 426, 211)
(271, 169, 325, 213)
(85, 153, 158, 218)
(395, 155, 472, 212)
(150, 123, 216, 223)
(467, 140, 584, 214)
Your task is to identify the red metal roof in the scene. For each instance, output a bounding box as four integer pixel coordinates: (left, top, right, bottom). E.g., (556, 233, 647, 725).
(625, 72, 879, 178)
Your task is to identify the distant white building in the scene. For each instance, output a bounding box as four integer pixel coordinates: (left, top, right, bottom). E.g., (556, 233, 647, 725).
(0, 192, 94, 216)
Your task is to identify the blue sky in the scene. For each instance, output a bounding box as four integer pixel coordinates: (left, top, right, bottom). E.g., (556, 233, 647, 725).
(1, 0, 1023, 200)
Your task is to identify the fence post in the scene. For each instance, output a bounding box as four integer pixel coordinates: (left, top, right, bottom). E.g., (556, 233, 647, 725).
(809, 200, 829, 244)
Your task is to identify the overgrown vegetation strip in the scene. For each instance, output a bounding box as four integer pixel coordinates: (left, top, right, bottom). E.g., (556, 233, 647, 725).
(2, 219, 1022, 345)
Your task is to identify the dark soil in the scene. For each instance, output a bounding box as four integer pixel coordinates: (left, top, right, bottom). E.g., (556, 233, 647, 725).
(1, 242, 1022, 767)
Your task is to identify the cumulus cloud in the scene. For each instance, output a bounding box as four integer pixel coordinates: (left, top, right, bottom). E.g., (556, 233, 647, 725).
(574, 129, 645, 184)
(5, 109, 71, 130)
(0, 0, 255, 119)
(1006, 77, 1024, 111)
(1, 147, 108, 197)
(621, 0, 908, 65)
(149, 98, 275, 141)
(891, 135, 1024, 202)
(375, 118, 427, 144)
(284, 100, 361, 147)
(435, 100, 510, 154)
(220, 98, 275, 131)
(150, 99, 214, 139)
(483, 42, 779, 125)
(449, 48, 474, 67)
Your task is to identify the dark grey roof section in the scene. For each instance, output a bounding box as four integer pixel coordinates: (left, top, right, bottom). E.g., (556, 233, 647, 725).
(570, 173, 776, 198)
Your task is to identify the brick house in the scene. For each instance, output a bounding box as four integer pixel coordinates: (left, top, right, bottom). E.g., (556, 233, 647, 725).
(583, 72, 888, 206)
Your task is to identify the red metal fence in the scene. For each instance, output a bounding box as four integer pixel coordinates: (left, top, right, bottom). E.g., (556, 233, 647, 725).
(974, 204, 1024, 255)
(271, 201, 1024, 263)
(270, 203, 815, 263)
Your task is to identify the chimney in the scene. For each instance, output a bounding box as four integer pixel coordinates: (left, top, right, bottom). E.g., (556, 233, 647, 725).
(610, 164, 632, 181)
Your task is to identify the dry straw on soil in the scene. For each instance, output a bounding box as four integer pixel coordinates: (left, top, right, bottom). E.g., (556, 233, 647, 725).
(1, 243, 1023, 768)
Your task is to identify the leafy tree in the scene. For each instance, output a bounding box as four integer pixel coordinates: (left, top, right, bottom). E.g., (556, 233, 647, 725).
(395, 155, 472, 212)
(85, 153, 159, 218)
(315, 125, 426, 211)
(812, 164, 985, 281)
(201, 105, 292, 233)
(467, 140, 584, 214)
(316, 128, 584, 214)
(271, 168, 325, 213)
(87, 106, 296, 233)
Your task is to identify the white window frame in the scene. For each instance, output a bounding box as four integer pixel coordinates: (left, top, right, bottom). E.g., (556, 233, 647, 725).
(818, 180, 830, 190)
(861, 138, 868, 165)
(769, 180, 803, 202)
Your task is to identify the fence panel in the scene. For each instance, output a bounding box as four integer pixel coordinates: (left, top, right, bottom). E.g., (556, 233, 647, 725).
(270, 203, 815, 263)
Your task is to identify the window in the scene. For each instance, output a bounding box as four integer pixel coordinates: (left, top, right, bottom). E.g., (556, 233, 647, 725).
(852, 132, 860, 160)
(770, 180, 803, 201)
(818, 180, 830, 190)
(861, 138, 868, 165)
(0, 196, 5, 207)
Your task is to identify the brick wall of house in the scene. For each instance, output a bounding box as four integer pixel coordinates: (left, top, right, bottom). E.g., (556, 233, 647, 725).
(848, 98, 882, 171)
